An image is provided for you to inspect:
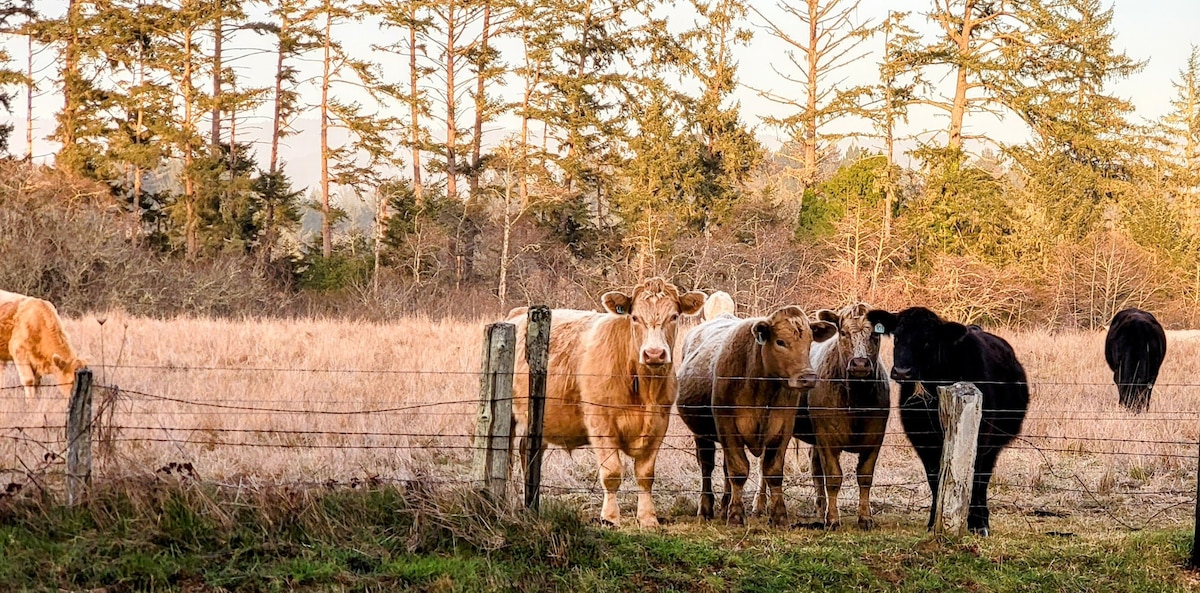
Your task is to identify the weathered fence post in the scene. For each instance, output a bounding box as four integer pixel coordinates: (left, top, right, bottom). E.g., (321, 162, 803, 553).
(1191, 427, 1200, 568)
(524, 306, 551, 511)
(65, 368, 94, 505)
(933, 381, 983, 537)
(472, 322, 516, 499)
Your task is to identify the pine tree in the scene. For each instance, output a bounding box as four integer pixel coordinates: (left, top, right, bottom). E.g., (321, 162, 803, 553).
(748, 0, 873, 193)
(916, 0, 1022, 151)
(1001, 0, 1145, 247)
(309, 0, 401, 258)
(0, 1, 34, 156)
(374, 0, 434, 202)
(1162, 45, 1200, 232)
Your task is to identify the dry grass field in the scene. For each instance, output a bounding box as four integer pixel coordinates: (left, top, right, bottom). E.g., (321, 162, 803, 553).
(3, 312, 1200, 532)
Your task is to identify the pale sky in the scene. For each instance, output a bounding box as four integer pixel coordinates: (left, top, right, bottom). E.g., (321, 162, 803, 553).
(7, 1, 1199, 194)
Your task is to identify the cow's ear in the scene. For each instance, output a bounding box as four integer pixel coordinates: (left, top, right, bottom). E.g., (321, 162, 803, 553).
(753, 320, 771, 345)
(865, 310, 897, 335)
(940, 322, 969, 344)
(602, 291, 633, 315)
(810, 320, 837, 343)
(816, 309, 840, 327)
(678, 291, 706, 316)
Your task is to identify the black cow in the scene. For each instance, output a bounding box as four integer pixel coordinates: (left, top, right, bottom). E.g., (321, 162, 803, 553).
(1105, 308, 1166, 414)
(866, 307, 1029, 536)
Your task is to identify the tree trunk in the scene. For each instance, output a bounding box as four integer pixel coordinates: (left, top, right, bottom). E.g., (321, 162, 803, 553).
(25, 31, 32, 161)
(183, 27, 198, 261)
(445, 3, 459, 199)
(469, 0, 491, 197)
(947, 2, 974, 151)
(320, 6, 333, 258)
(409, 3, 423, 202)
(60, 0, 81, 152)
(804, 0, 818, 188)
(211, 4, 223, 152)
(269, 11, 288, 174)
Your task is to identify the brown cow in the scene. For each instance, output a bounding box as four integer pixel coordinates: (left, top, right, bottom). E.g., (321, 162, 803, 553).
(793, 303, 891, 530)
(676, 307, 835, 526)
(510, 277, 705, 527)
(0, 290, 87, 402)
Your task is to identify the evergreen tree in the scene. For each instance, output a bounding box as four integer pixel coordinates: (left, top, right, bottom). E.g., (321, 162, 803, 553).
(749, 0, 873, 193)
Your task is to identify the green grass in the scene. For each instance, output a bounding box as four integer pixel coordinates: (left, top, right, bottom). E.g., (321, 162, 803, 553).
(0, 482, 1197, 592)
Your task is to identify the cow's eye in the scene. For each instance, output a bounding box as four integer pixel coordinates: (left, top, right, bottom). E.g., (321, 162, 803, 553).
(671, 314, 679, 321)
(775, 339, 786, 347)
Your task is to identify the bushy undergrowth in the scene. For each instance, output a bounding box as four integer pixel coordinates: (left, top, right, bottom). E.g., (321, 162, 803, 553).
(0, 479, 1195, 592)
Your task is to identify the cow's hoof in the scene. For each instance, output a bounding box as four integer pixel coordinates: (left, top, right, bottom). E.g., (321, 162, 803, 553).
(823, 520, 840, 531)
(769, 513, 789, 528)
(858, 517, 874, 531)
(638, 516, 661, 529)
(969, 526, 990, 537)
(727, 512, 744, 526)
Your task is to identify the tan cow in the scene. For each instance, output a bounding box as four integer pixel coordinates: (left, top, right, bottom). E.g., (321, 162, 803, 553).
(0, 290, 87, 401)
(676, 306, 836, 526)
(702, 290, 735, 320)
(510, 277, 705, 527)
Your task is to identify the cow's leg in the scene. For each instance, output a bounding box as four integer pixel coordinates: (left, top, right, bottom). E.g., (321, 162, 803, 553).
(968, 446, 1000, 537)
(719, 460, 732, 520)
(633, 450, 660, 528)
(13, 358, 36, 404)
(592, 438, 624, 526)
(762, 443, 789, 527)
(724, 440, 751, 526)
(914, 444, 942, 531)
(816, 444, 843, 530)
(811, 446, 826, 521)
(695, 436, 717, 521)
(752, 469, 768, 518)
(855, 447, 882, 531)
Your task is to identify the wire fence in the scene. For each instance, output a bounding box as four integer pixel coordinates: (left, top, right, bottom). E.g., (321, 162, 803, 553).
(1, 361, 1198, 531)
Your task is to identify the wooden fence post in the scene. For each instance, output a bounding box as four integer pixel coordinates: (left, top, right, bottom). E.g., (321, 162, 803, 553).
(472, 322, 516, 499)
(933, 381, 983, 537)
(1191, 427, 1200, 568)
(523, 306, 551, 510)
(65, 368, 94, 505)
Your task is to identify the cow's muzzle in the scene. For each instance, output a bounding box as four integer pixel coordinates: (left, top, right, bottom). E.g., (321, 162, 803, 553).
(641, 347, 669, 367)
(890, 366, 913, 381)
(788, 372, 819, 389)
(847, 357, 874, 378)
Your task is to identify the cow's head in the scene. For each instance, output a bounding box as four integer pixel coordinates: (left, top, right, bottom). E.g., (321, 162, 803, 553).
(866, 307, 969, 384)
(51, 354, 88, 397)
(602, 277, 705, 368)
(753, 306, 837, 389)
(818, 303, 883, 379)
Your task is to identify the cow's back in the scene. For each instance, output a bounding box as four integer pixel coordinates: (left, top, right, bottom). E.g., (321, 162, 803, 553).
(5, 296, 75, 367)
(1105, 309, 1167, 371)
(0, 299, 19, 361)
(511, 308, 600, 451)
(676, 315, 743, 438)
(965, 329, 1029, 444)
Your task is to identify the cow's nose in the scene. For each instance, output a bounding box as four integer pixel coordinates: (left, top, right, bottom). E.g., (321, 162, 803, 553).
(848, 357, 873, 377)
(890, 366, 912, 381)
(643, 347, 667, 365)
(788, 372, 819, 389)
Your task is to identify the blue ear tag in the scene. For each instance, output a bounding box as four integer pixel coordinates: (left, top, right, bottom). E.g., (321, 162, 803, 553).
(873, 323, 886, 334)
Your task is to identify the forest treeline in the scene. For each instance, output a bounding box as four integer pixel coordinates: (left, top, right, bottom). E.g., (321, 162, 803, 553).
(0, 0, 1198, 328)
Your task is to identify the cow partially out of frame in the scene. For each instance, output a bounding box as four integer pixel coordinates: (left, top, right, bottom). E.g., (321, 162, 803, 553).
(0, 290, 87, 403)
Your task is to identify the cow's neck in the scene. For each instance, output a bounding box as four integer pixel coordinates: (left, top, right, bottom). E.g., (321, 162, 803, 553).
(632, 365, 673, 406)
